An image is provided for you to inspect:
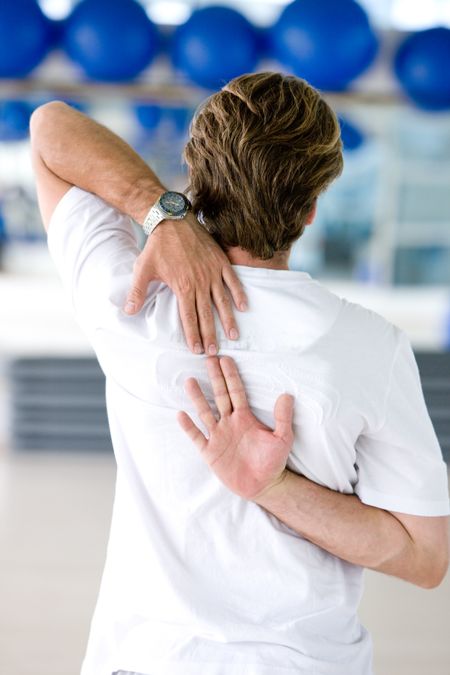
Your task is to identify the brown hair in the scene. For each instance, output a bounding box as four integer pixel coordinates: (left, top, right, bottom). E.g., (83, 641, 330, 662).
(183, 71, 343, 260)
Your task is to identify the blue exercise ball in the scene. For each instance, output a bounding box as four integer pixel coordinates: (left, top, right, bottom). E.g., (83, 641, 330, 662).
(0, 0, 52, 78)
(271, 0, 378, 91)
(339, 116, 366, 152)
(64, 0, 159, 81)
(38, 96, 88, 114)
(394, 28, 450, 111)
(0, 210, 6, 245)
(135, 104, 191, 137)
(46, 18, 67, 49)
(163, 107, 192, 136)
(0, 101, 33, 141)
(445, 307, 450, 350)
(171, 6, 260, 90)
(134, 104, 163, 132)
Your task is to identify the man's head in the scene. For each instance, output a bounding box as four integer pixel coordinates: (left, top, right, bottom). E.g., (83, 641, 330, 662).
(183, 71, 343, 261)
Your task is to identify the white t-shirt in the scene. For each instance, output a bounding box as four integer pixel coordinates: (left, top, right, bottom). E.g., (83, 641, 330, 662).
(47, 187, 450, 675)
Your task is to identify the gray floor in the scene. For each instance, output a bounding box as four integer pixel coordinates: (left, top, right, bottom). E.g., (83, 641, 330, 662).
(0, 447, 449, 675)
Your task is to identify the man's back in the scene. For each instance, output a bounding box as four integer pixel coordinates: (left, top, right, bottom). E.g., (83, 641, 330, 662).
(48, 187, 448, 675)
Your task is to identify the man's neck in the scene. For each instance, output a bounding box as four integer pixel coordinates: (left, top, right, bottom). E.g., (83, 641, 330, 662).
(226, 246, 290, 271)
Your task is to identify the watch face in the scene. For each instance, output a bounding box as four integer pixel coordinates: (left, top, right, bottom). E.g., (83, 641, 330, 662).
(160, 191, 188, 217)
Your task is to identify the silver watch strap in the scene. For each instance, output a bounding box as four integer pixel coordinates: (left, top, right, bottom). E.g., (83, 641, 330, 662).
(142, 204, 165, 237)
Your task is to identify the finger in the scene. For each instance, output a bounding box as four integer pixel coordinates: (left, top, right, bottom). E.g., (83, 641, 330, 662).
(206, 356, 232, 417)
(218, 356, 248, 410)
(178, 294, 204, 355)
(184, 377, 217, 432)
(124, 267, 156, 315)
(211, 282, 240, 341)
(177, 411, 207, 451)
(273, 394, 295, 444)
(222, 265, 248, 312)
(195, 293, 218, 356)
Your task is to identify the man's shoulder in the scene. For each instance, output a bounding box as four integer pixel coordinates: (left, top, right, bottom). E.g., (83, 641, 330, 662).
(312, 280, 398, 329)
(341, 299, 402, 362)
(308, 280, 402, 352)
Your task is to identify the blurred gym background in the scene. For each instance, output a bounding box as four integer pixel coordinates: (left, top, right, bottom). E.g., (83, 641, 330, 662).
(0, 1, 449, 674)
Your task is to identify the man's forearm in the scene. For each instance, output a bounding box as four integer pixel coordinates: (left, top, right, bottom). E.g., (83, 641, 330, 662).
(254, 470, 434, 587)
(30, 101, 164, 223)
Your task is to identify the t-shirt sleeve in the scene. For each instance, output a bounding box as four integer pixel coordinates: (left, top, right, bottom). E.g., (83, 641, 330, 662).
(47, 186, 164, 351)
(354, 328, 450, 516)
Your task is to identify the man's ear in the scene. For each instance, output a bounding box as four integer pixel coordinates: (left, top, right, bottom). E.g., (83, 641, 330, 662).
(305, 202, 317, 226)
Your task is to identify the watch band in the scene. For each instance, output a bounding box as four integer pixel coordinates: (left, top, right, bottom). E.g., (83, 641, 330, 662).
(142, 191, 191, 237)
(142, 205, 165, 237)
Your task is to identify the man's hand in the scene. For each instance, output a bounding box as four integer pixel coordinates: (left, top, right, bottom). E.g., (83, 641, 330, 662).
(29, 101, 247, 357)
(177, 356, 294, 501)
(125, 215, 248, 355)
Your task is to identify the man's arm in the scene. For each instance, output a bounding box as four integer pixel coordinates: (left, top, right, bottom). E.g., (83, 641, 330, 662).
(30, 101, 247, 355)
(179, 356, 450, 590)
(254, 472, 449, 589)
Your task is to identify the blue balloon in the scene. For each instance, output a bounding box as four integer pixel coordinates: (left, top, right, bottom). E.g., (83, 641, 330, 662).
(0, 0, 52, 78)
(339, 116, 366, 152)
(394, 27, 450, 111)
(171, 6, 260, 90)
(271, 0, 378, 91)
(0, 101, 33, 141)
(64, 0, 159, 81)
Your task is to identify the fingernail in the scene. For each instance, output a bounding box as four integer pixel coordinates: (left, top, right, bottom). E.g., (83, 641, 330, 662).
(229, 328, 239, 340)
(208, 344, 217, 355)
(194, 343, 203, 354)
(239, 301, 248, 311)
(124, 301, 136, 314)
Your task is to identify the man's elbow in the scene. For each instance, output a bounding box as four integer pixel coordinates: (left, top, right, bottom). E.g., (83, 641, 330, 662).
(29, 100, 68, 145)
(416, 550, 449, 589)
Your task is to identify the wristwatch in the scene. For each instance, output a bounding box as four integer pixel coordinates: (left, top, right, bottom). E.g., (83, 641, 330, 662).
(142, 191, 191, 236)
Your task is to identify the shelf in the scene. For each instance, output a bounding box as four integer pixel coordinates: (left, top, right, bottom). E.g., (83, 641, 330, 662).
(0, 77, 406, 106)
(0, 78, 204, 104)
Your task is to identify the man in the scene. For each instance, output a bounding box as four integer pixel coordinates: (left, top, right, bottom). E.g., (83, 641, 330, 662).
(30, 72, 449, 675)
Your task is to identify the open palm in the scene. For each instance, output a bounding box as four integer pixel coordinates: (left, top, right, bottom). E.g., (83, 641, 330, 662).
(177, 356, 294, 502)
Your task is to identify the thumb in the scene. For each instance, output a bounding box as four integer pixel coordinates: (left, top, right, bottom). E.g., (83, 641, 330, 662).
(124, 266, 157, 315)
(273, 394, 295, 443)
